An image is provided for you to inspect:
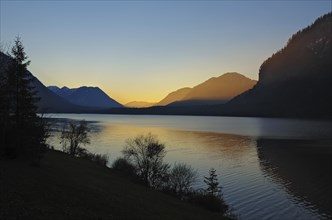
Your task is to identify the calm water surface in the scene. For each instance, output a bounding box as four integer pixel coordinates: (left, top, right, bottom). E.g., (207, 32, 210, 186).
(47, 114, 332, 220)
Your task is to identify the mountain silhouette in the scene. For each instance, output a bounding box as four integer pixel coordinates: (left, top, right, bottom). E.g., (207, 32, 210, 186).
(155, 88, 192, 106)
(155, 72, 256, 107)
(103, 13, 332, 118)
(226, 12, 332, 118)
(48, 86, 75, 97)
(48, 86, 123, 109)
(0, 52, 94, 113)
(184, 72, 256, 100)
(3, 12, 330, 117)
(170, 72, 256, 106)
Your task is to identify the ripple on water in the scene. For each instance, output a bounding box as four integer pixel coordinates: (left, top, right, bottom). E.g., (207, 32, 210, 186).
(47, 115, 332, 220)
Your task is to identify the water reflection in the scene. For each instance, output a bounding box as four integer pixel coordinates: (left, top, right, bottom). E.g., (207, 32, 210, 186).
(47, 114, 332, 139)
(46, 115, 331, 220)
(257, 139, 332, 219)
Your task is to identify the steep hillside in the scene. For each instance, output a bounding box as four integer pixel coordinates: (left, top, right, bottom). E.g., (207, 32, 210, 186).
(0, 150, 229, 220)
(0, 52, 91, 113)
(156, 73, 256, 107)
(227, 12, 332, 118)
(179, 72, 256, 104)
(155, 87, 191, 106)
(103, 13, 332, 118)
(48, 86, 123, 109)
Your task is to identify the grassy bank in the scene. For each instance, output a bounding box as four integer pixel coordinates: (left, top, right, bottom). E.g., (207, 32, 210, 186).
(0, 150, 230, 220)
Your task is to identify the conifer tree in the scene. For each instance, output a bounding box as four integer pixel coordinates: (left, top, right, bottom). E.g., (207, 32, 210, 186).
(1, 37, 47, 161)
(7, 37, 37, 121)
(204, 168, 222, 197)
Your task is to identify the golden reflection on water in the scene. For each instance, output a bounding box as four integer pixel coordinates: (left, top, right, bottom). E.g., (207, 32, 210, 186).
(47, 115, 331, 220)
(94, 122, 257, 163)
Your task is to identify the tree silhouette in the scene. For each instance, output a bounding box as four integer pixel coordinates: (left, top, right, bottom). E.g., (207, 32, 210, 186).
(0, 37, 48, 161)
(204, 168, 222, 197)
(168, 162, 197, 197)
(60, 120, 90, 156)
(122, 133, 169, 188)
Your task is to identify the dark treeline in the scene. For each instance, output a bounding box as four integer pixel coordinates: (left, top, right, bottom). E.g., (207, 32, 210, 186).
(0, 37, 48, 163)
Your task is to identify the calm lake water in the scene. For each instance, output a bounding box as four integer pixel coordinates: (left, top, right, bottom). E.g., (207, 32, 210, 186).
(47, 114, 332, 220)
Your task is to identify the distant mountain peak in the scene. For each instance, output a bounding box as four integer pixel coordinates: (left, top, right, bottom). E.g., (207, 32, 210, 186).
(48, 86, 61, 93)
(219, 72, 248, 78)
(180, 72, 257, 102)
(154, 72, 256, 107)
(1, 52, 99, 113)
(48, 85, 122, 109)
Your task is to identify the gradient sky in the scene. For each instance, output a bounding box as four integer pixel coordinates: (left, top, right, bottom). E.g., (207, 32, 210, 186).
(1, 1, 331, 104)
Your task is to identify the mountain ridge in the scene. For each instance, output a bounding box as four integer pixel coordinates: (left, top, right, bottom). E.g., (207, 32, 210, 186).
(155, 87, 192, 106)
(181, 72, 257, 102)
(159, 72, 256, 107)
(103, 12, 332, 118)
(0, 52, 96, 113)
(48, 86, 123, 109)
(225, 12, 332, 118)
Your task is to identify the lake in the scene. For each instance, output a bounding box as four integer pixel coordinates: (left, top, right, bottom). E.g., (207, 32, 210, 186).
(46, 114, 332, 220)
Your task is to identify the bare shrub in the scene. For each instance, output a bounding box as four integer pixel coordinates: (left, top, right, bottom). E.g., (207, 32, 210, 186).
(122, 133, 169, 188)
(167, 162, 197, 197)
(60, 120, 90, 156)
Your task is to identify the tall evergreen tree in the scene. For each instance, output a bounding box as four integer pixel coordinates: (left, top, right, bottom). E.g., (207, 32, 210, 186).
(0, 53, 10, 154)
(0, 37, 47, 161)
(7, 37, 37, 120)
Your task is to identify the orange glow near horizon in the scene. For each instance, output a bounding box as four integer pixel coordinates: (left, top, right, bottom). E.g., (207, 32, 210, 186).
(2, 1, 330, 104)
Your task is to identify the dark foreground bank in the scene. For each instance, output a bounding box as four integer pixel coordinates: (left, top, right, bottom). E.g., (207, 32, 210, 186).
(0, 150, 231, 220)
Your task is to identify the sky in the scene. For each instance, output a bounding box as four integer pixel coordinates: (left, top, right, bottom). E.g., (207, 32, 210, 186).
(0, 1, 331, 104)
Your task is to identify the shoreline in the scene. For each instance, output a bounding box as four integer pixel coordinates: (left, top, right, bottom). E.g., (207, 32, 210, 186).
(0, 149, 231, 220)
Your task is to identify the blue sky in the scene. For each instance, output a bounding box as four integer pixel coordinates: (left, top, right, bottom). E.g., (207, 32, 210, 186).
(1, 1, 331, 103)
